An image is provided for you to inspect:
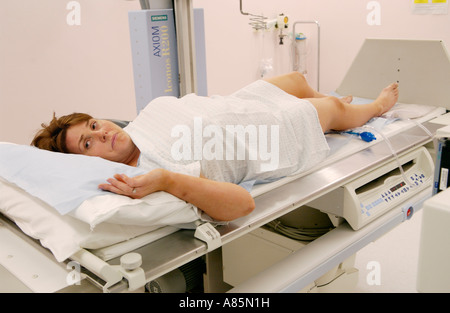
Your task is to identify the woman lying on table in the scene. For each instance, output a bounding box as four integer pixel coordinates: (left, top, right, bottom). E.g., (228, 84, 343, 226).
(31, 72, 399, 221)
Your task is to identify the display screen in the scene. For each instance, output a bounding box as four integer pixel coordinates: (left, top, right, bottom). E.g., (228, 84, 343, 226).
(390, 181, 406, 192)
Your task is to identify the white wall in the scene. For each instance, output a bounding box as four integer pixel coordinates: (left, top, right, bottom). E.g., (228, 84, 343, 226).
(1, 0, 449, 144)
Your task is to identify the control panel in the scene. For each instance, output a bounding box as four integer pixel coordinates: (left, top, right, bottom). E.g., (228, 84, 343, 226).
(357, 169, 427, 224)
(309, 146, 434, 230)
(343, 146, 434, 229)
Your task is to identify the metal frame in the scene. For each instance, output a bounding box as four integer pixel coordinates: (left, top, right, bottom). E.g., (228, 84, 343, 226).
(239, 0, 268, 30)
(230, 187, 430, 292)
(173, 0, 198, 96)
(292, 21, 320, 91)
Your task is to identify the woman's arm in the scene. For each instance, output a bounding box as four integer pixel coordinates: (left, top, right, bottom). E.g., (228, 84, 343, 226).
(98, 169, 255, 221)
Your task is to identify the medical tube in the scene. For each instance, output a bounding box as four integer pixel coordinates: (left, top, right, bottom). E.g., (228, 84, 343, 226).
(406, 118, 433, 138)
(359, 125, 416, 188)
(366, 118, 434, 189)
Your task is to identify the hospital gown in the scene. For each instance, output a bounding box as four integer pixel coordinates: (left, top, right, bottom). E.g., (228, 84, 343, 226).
(124, 80, 330, 190)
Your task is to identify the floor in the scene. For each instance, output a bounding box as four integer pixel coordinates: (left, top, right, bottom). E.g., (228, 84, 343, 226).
(353, 209, 423, 293)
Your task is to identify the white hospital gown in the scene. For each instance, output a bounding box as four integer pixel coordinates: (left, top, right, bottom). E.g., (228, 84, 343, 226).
(124, 80, 329, 189)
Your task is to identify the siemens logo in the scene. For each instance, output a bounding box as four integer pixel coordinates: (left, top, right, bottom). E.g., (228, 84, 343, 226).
(151, 15, 168, 22)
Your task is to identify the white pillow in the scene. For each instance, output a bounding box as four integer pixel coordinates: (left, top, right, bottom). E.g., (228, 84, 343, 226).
(0, 142, 148, 215)
(0, 141, 220, 261)
(0, 177, 166, 262)
(72, 191, 205, 229)
(0, 142, 206, 227)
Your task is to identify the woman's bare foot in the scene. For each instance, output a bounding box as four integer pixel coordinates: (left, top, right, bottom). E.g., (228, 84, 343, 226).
(373, 83, 399, 116)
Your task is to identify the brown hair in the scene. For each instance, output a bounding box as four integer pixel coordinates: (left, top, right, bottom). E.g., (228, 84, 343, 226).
(31, 112, 92, 153)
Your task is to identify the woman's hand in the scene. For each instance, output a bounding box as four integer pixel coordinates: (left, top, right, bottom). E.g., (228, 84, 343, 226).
(99, 168, 255, 221)
(98, 168, 168, 199)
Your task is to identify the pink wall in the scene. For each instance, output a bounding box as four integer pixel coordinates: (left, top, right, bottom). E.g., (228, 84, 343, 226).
(0, 0, 142, 144)
(1, 0, 449, 144)
(195, 0, 450, 95)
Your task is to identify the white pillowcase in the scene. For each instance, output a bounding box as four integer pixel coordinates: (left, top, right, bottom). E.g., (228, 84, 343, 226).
(71, 191, 203, 229)
(0, 171, 211, 262)
(0, 139, 222, 262)
(0, 142, 147, 215)
(0, 177, 171, 262)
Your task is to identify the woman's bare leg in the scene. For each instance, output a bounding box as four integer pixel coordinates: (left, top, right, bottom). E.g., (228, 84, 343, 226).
(264, 71, 399, 132)
(308, 83, 399, 132)
(265, 71, 353, 103)
(264, 71, 326, 98)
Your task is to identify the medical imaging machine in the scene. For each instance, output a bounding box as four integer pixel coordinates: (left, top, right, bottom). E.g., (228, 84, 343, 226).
(1, 0, 450, 293)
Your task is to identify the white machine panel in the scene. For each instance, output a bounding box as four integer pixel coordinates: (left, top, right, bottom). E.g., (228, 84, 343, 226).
(417, 188, 450, 292)
(337, 39, 450, 109)
(310, 146, 434, 230)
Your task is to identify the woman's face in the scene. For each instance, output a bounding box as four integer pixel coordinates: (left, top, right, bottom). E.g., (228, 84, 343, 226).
(65, 119, 139, 165)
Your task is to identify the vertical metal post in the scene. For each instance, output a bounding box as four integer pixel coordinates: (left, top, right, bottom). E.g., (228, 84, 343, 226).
(173, 0, 198, 96)
(292, 21, 320, 91)
(139, 0, 150, 10)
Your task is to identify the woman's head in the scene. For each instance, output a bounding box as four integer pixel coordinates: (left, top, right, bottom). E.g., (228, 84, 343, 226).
(31, 113, 92, 153)
(32, 113, 140, 166)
